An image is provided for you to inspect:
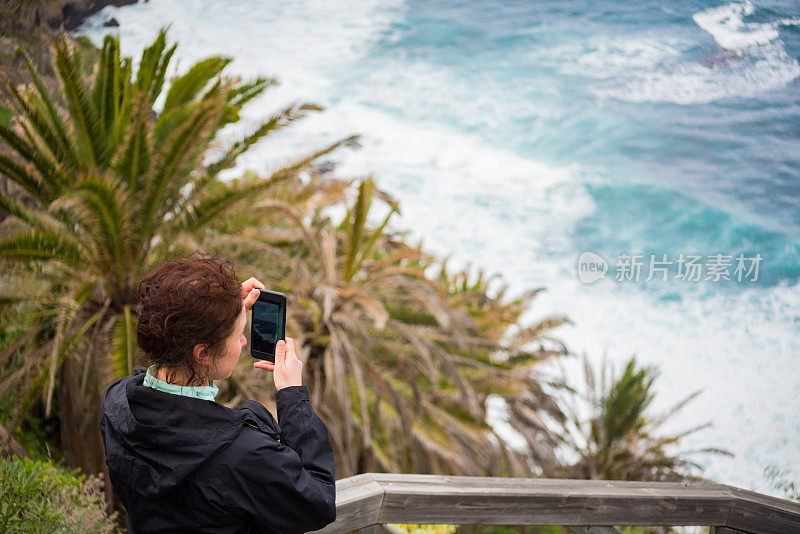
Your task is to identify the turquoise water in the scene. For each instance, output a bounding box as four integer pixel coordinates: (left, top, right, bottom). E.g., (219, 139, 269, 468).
(78, 0, 800, 495)
(366, 0, 800, 285)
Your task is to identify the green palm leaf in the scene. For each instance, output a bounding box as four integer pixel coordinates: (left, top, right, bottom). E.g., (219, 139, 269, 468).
(205, 101, 322, 176)
(16, 48, 80, 168)
(0, 230, 85, 266)
(59, 175, 129, 271)
(53, 33, 104, 167)
(343, 178, 375, 282)
(132, 27, 176, 102)
(167, 172, 289, 233)
(137, 99, 221, 244)
(162, 56, 232, 114)
(225, 76, 277, 112)
(113, 95, 152, 193)
(0, 122, 62, 203)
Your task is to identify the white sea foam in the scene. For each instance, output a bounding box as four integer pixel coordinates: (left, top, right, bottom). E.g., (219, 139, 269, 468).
(693, 1, 800, 52)
(556, 2, 800, 104)
(296, 101, 592, 271)
(610, 41, 800, 104)
(693, 1, 778, 51)
(574, 37, 684, 73)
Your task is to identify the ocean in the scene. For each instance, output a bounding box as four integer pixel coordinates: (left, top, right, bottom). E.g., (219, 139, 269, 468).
(77, 0, 800, 496)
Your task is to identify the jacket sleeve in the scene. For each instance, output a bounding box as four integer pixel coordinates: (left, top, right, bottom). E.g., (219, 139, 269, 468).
(275, 386, 336, 485)
(223, 386, 336, 533)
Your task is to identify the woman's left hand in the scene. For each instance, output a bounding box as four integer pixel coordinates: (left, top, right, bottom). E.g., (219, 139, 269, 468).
(241, 277, 266, 310)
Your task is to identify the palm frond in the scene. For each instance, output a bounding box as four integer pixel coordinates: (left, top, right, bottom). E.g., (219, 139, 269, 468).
(0, 123, 61, 203)
(132, 27, 176, 102)
(343, 178, 375, 282)
(0, 230, 85, 266)
(56, 175, 129, 269)
(137, 98, 221, 244)
(167, 172, 290, 234)
(16, 47, 80, 168)
(53, 32, 104, 167)
(226, 76, 277, 108)
(112, 94, 152, 193)
(161, 56, 232, 114)
(205, 101, 322, 176)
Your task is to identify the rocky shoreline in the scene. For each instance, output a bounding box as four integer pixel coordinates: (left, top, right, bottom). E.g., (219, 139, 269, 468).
(59, 0, 139, 31)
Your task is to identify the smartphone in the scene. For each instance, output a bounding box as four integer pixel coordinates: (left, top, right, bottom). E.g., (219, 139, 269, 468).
(249, 290, 287, 362)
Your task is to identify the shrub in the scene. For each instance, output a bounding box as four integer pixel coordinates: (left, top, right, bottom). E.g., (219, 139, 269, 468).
(0, 456, 117, 533)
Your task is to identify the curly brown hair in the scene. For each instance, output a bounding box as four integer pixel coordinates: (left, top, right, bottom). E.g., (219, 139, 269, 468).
(136, 251, 243, 385)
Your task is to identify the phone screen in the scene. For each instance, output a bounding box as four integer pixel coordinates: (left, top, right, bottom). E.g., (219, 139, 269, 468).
(251, 300, 284, 357)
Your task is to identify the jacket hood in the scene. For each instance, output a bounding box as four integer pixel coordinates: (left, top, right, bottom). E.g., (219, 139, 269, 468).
(100, 367, 279, 497)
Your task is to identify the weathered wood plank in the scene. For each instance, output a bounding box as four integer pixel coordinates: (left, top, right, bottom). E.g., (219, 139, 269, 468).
(725, 485, 800, 534)
(370, 473, 728, 493)
(372, 475, 734, 526)
(310, 474, 385, 534)
(311, 474, 800, 533)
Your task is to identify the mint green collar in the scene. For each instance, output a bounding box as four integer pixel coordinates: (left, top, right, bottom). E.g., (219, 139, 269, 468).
(143, 365, 219, 401)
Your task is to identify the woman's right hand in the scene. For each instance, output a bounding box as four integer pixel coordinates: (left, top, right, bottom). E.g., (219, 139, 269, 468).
(254, 337, 303, 390)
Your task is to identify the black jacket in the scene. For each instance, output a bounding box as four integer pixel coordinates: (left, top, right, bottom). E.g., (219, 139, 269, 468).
(99, 368, 336, 534)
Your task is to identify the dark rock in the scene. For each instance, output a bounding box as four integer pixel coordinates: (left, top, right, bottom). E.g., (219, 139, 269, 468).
(60, 0, 139, 31)
(103, 17, 120, 27)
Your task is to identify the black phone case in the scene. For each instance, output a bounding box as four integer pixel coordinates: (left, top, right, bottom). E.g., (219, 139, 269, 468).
(249, 290, 287, 362)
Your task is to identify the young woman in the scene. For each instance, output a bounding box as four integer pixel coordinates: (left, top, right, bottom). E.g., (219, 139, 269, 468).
(100, 252, 336, 534)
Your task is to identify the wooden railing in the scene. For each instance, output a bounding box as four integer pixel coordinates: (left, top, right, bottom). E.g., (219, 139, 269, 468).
(311, 473, 800, 534)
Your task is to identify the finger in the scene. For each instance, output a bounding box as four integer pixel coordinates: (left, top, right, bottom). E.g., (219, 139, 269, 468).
(253, 361, 275, 371)
(274, 339, 287, 369)
(240, 278, 259, 297)
(241, 278, 255, 296)
(243, 288, 260, 310)
(241, 277, 266, 294)
(285, 337, 298, 360)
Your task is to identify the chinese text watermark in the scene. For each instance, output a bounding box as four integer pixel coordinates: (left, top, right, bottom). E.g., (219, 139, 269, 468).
(577, 251, 762, 284)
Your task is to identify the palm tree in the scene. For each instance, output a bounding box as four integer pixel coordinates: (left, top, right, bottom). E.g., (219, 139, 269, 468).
(553, 354, 731, 482)
(0, 28, 354, 476)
